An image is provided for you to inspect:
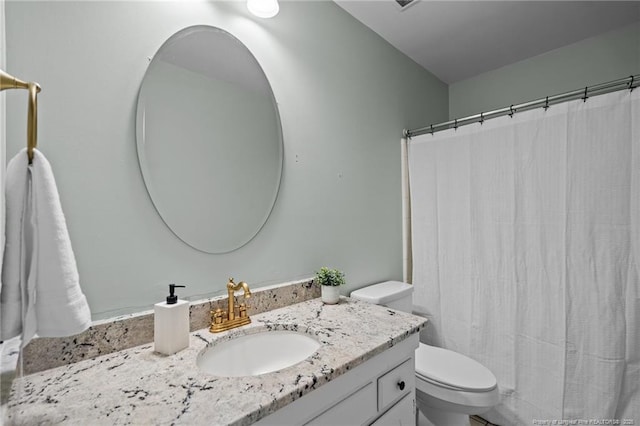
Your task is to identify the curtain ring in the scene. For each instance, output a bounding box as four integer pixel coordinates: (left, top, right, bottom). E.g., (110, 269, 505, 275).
(629, 75, 635, 92)
(454, 119, 458, 130)
(544, 96, 550, 111)
(509, 105, 515, 118)
(582, 86, 588, 102)
(430, 124, 434, 135)
(479, 113, 484, 124)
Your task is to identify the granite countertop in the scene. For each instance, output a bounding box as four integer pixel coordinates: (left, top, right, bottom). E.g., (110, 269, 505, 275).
(6, 297, 426, 426)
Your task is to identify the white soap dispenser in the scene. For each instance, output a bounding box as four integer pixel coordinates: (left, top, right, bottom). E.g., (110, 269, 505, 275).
(154, 284, 190, 355)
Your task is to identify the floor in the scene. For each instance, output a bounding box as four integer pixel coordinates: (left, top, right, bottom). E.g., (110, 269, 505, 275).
(417, 410, 499, 426)
(470, 415, 500, 426)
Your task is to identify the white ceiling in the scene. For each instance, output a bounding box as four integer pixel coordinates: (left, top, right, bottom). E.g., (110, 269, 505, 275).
(333, 1, 640, 84)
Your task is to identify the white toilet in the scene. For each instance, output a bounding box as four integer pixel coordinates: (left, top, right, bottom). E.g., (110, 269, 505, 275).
(350, 281, 499, 426)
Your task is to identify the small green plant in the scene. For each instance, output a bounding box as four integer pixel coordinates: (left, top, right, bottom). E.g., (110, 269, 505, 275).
(315, 267, 345, 287)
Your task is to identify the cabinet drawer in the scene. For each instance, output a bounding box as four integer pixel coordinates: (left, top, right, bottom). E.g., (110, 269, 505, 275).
(306, 381, 376, 426)
(377, 358, 413, 411)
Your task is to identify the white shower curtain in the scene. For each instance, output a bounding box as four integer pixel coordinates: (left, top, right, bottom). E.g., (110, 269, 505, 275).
(409, 89, 640, 424)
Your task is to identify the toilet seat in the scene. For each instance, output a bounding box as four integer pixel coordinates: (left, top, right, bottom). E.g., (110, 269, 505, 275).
(414, 343, 497, 392)
(413, 343, 499, 415)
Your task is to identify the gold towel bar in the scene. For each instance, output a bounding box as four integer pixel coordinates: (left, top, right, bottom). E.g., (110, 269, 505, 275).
(1, 69, 41, 163)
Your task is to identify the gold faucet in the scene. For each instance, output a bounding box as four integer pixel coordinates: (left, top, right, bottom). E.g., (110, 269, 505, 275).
(209, 278, 252, 333)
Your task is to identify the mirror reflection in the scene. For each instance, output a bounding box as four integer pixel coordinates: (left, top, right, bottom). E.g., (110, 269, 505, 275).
(136, 26, 283, 253)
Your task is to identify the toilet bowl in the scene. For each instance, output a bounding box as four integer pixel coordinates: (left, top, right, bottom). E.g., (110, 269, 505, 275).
(414, 343, 499, 425)
(350, 281, 499, 426)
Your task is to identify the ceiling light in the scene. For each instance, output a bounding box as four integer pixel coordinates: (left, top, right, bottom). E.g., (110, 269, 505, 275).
(247, 0, 279, 18)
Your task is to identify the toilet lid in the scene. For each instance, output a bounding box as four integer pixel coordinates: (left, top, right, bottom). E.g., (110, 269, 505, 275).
(350, 281, 413, 305)
(415, 344, 497, 392)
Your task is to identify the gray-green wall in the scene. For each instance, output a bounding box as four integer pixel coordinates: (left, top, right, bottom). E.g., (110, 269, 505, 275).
(5, 1, 448, 319)
(449, 22, 640, 119)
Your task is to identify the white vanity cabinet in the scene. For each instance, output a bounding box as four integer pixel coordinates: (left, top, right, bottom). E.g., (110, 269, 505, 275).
(256, 334, 419, 426)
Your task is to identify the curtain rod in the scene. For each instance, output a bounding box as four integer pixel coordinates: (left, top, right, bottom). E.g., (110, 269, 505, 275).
(404, 74, 639, 138)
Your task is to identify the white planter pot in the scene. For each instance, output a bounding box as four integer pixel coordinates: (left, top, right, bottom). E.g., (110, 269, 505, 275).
(321, 285, 340, 304)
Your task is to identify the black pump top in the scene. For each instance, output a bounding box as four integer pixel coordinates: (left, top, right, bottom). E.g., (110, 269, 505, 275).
(167, 284, 186, 304)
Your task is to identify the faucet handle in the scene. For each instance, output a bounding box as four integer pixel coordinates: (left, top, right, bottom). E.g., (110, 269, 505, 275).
(210, 308, 225, 324)
(239, 303, 249, 318)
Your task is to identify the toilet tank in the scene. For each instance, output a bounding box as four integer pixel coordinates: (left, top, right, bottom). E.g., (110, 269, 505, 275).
(349, 281, 414, 313)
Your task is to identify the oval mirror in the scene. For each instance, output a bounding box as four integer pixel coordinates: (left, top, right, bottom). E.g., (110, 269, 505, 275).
(136, 26, 283, 253)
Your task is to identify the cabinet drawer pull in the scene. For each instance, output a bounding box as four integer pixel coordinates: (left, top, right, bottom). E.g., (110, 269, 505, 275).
(378, 359, 413, 410)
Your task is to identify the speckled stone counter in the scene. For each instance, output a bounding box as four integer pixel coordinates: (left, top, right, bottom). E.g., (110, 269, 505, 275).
(6, 297, 426, 426)
(19, 278, 320, 375)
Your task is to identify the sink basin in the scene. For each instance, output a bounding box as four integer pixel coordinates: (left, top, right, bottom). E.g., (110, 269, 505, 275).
(197, 330, 321, 377)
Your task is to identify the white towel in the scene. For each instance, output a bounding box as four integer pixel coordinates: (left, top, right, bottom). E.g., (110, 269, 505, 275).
(1, 148, 91, 347)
